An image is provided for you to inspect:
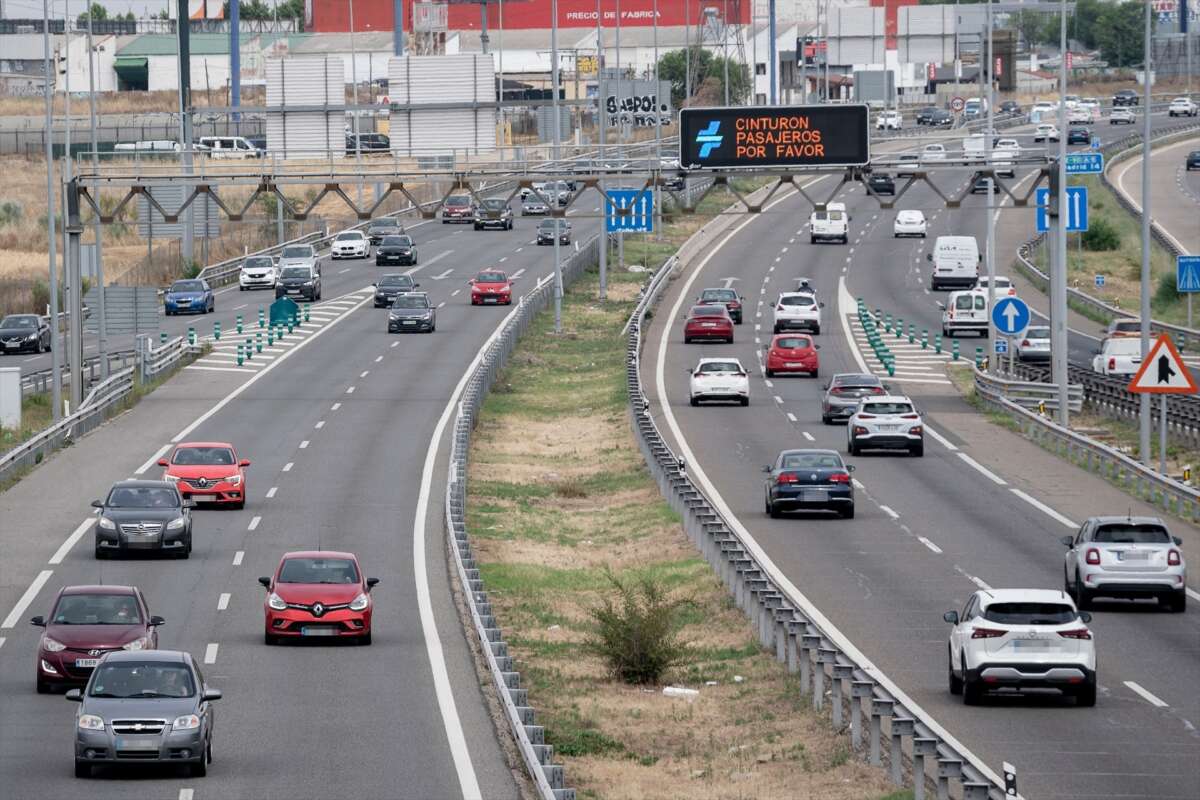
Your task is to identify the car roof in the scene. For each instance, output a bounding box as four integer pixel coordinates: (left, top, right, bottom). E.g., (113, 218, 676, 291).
(1087, 515, 1166, 526)
(109, 479, 178, 490)
(174, 441, 234, 449)
(60, 584, 139, 596)
(862, 395, 913, 404)
(832, 372, 880, 383)
(103, 648, 191, 664)
(696, 357, 743, 365)
(281, 550, 358, 560)
(977, 588, 1073, 606)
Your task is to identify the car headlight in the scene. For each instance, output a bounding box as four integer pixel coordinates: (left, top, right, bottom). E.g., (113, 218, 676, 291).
(163, 472, 181, 482)
(122, 636, 149, 651)
(349, 592, 370, 612)
(172, 714, 201, 730)
(42, 635, 67, 653)
(303, 281, 314, 286)
(25, 333, 37, 341)
(98, 516, 116, 531)
(267, 593, 287, 611)
(166, 516, 186, 531)
(78, 714, 105, 731)
(227, 474, 242, 486)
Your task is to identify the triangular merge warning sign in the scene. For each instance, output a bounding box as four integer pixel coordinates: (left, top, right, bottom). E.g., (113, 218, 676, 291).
(1127, 334, 1199, 394)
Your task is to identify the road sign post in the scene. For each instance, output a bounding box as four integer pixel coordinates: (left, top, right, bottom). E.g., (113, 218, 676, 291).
(1127, 334, 1199, 473)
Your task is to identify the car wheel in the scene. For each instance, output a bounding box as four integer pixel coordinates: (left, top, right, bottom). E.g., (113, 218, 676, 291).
(765, 368, 774, 377)
(75, 760, 91, 778)
(841, 504, 855, 519)
(206, 738, 213, 764)
(948, 648, 963, 695)
(264, 632, 280, 646)
(37, 678, 51, 694)
(961, 657, 981, 705)
(684, 336, 691, 344)
(910, 442, 924, 457)
(772, 325, 781, 334)
(848, 439, 860, 456)
(689, 396, 699, 407)
(1075, 680, 1097, 707)
(768, 499, 781, 519)
(360, 631, 373, 646)
(740, 397, 749, 407)
(94, 544, 107, 559)
(1164, 590, 1187, 613)
(812, 325, 820, 336)
(191, 756, 207, 777)
(810, 236, 816, 244)
(1075, 572, 1092, 610)
(821, 415, 832, 425)
(811, 369, 819, 379)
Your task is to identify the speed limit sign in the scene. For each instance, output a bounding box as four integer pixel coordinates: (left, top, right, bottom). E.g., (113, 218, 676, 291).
(950, 96, 965, 112)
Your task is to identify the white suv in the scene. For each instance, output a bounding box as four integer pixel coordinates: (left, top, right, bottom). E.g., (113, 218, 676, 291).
(331, 230, 370, 259)
(1060, 516, 1187, 612)
(238, 254, 277, 291)
(945, 588, 1097, 706)
(1168, 97, 1199, 117)
(876, 111, 902, 130)
(847, 395, 924, 456)
(772, 291, 823, 335)
(689, 358, 750, 407)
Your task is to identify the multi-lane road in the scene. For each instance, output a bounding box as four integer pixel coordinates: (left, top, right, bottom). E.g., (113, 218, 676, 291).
(642, 118, 1200, 799)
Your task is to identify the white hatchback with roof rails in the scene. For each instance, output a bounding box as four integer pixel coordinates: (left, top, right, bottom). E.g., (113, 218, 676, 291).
(1060, 516, 1187, 612)
(689, 358, 750, 407)
(846, 395, 924, 456)
(772, 291, 823, 335)
(945, 588, 1097, 706)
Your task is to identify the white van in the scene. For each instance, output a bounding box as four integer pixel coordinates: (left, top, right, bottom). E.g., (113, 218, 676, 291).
(939, 289, 989, 337)
(197, 136, 261, 159)
(809, 202, 849, 244)
(927, 235, 981, 290)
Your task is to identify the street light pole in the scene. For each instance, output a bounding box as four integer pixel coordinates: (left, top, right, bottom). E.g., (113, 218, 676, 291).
(1052, 0, 1070, 426)
(86, 8, 107, 378)
(769, 0, 776, 105)
(42, 0, 62, 421)
(985, 0, 996, 374)
(1139, 0, 1153, 463)
(723, 0, 730, 105)
(552, 0, 563, 334)
(348, 0, 362, 205)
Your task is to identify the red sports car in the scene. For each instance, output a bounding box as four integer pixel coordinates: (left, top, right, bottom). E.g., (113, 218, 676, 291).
(160, 442, 250, 508)
(259, 551, 379, 645)
(683, 304, 734, 344)
(30, 584, 163, 693)
(470, 269, 514, 305)
(764, 333, 820, 377)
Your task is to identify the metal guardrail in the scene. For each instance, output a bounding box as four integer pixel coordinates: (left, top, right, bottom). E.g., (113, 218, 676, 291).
(623, 207, 1011, 800)
(139, 335, 201, 380)
(21, 348, 138, 398)
(974, 367, 1083, 412)
(972, 363, 1200, 522)
(443, 236, 602, 800)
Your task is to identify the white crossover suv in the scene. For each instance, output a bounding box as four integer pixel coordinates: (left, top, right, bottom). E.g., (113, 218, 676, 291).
(1060, 516, 1187, 612)
(772, 291, 823, 335)
(893, 210, 927, 238)
(331, 230, 370, 259)
(688, 358, 750, 407)
(945, 588, 1097, 706)
(847, 395, 924, 457)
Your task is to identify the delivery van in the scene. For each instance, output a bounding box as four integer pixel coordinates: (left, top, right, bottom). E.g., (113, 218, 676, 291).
(927, 235, 981, 290)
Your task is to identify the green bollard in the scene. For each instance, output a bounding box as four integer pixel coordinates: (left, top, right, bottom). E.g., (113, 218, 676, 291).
(935, 334, 943, 354)
(214, 321, 221, 341)
(267, 328, 274, 346)
(884, 313, 893, 331)
(256, 332, 263, 353)
(245, 337, 252, 360)
(258, 308, 265, 328)
(908, 324, 915, 344)
(287, 318, 294, 334)
(237, 343, 244, 367)
(160, 331, 168, 345)
(921, 329, 928, 349)
(886, 361, 896, 377)
(236, 315, 243, 334)
(304, 304, 311, 323)
(975, 347, 984, 368)
(187, 327, 196, 346)
(952, 340, 960, 360)
(895, 318, 903, 338)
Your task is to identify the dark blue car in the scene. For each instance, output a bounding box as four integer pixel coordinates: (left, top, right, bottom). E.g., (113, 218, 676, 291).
(763, 449, 856, 519)
(164, 279, 214, 316)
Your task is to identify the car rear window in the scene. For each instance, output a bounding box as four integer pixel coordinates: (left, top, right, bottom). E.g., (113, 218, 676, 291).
(1093, 524, 1171, 544)
(775, 337, 811, 349)
(954, 295, 978, 311)
(702, 289, 737, 302)
(697, 361, 742, 374)
(982, 603, 1078, 625)
(779, 295, 815, 307)
(861, 402, 913, 415)
(836, 376, 881, 388)
(1026, 327, 1050, 339)
(691, 305, 726, 317)
(781, 452, 844, 470)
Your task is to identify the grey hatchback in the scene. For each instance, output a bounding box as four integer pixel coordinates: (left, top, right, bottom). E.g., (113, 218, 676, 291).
(67, 649, 221, 778)
(821, 373, 887, 424)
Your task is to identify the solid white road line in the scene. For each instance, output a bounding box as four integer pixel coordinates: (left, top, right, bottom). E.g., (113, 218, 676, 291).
(2, 570, 53, 628)
(1124, 680, 1169, 708)
(282, 462, 293, 472)
(232, 551, 244, 566)
(248, 516, 261, 531)
(49, 519, 96, 565)
(956, 453, 1007, 485)
(1009, 488, 1077, 528)
(217, 593, 230, 611)
(879, 505, 899, 519)
(203, 643, 218, 664)
(266, 486, 278, 498)
(918, 537, 944, 554)
(135, 444, 172, 475)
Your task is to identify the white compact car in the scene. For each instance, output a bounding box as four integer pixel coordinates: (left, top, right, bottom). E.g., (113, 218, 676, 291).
(990, 138, 1020, 178)
(1067, 106, 1092, 125)
(238, 254, 277, 291)
(975, 275, 1016, 303)
(1092, 337, 1143, 376)
(894, 210, 927, 238)
(1034, 124, 1060, 142)
(331, 230, 370, 259)
(847, 395, 924, 456)
(945, 588, 1097, 706)
(1015, 325, 1051, 362)
(1108, 108, 1136, 125)
(773, 291, 823, 334)
(939, 289, 989, 337)
(876, 111, 903, 130)
(1061, 516, 1187, 612)
(921, 143, 947, 163)
(1168, 97, 1199, 117)
(809, 202, 849, 244)
(689, 358, 750, 407)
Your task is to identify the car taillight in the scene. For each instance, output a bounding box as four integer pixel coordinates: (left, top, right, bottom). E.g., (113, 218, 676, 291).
(1108, 358, 1116, 371)
(1021, 339, 1030, 347)
(1057, 628, 1092, 640)
(776, 472, 799, 485)
(970, 627, 1006, 639)
(1085, 548, 1101, 565)
(1007, 288, 1016, 295)
(871, 387, 885, 394)
(901, 414, 919, 419)
(852, 426, 868, 436)
(1168, 549, 1182, 566)
(909, 426, 923, 435)
(828, 473, 851, 484)
(857, 414, 875, 419)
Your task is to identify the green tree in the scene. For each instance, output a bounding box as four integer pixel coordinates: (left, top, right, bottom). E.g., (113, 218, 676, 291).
(1095, 1, 1146, 68)
(223, 0, 280, 20)
(77, 2, 107, 25)
(1012, 9, 1049, 48)
(1072, 0, 1104, 49)
(657, 47, 750, 107)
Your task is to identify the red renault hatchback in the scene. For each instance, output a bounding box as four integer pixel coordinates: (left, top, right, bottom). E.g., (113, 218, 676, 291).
(259, 551, 379, 645)
(159, 441, 250, 509)
(30, 585, 163, 693)
(764, 333, 820, 377)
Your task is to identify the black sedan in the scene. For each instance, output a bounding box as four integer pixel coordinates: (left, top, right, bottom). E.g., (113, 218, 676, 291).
(387, 292, 436, 333)
(0, 313, 51, 354)
(375, 235, 418, 266)
(475, 198, 514, 230)
(867, 173, 895, 195)
(763, 449, 856, 519)
(366, 218, 404, 245)
(927, 109, 954, 127)
(1067, 127, 1091, 145)
(1112, 89, 1139, 106)
(373, 274, 420, 307)
(999, 100, 1021, 114)
(1187, 150, 1200, 171)
(536, 219, 571, 245)
(92, 480, 194, 559)
(914, 106, 938, 125)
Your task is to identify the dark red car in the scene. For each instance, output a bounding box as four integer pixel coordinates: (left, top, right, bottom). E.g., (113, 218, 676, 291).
(764, 334, 820, 377)
(683, 304, 734, 344)
(30, 585, 163, 693)
(259, 551, 379, 645)
(442, 194, 475, 223)
(159, 441, 250, 509)
(696, 287, 744, 324)
(470, 269, 514, 305)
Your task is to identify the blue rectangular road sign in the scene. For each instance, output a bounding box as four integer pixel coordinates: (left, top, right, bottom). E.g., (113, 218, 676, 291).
(1178, 256, 1200, 293)
(994, 338, 1008, 354)
(1036, 186, 1088, 233)
(605, 188, 654, 233)
(1065, 153, 1104, 174)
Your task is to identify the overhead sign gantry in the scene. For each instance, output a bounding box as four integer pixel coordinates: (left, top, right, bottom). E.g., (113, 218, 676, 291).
(679, 105, 871, 170)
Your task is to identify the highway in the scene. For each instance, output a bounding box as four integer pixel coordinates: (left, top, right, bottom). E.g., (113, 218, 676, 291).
(0, 199, 607, 798)
(1112, 133, 1200, 255)
(641, 121, 1200, 798)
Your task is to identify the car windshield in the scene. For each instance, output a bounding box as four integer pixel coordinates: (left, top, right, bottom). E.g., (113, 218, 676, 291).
(53, 594, 142, 625)
(172, 446, 235, 466)
(170, 281, 204, 293)
(279, 266, 311, 279)
(862, 401, 913, 415)
(243, 257, 273, 269)
(835, 376, 881, 389)
(89, 662, 195, 698)
(780, 295, 815, 307)
(281, 246, 313, 259)
(775, 337, 811, 349)
(369, 220, 399, 230)
(780, 452, 844, 470)
(379, 276, 413, 288)
(0, 315, 37, 329)
(382, 236, 412, 246)
(393, 295, 429, 309)
(1026, 327, 1050, 339)
(1105, 338, 1141, 354)
(476, 272, 506, 283)
(336, 232, 364, 240)
(278, 557, 360, 584)
(106, 487, 180, 508)
(1093, 524, 1171, 544)
(982, 602, 1078, 625)
(483, 199, 507, 210)
(691, 306, 725, 317)
(696, 361, 742, 374)
(701, 290, 737, 302)
(446, 196, 471, 207)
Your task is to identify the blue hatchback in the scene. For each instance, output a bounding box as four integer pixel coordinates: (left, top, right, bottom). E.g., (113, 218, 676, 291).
(164, 279, 214, 316)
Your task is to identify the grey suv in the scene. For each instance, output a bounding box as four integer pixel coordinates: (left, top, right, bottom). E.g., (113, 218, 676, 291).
(820, 373, 887, 425)
(67, 649, 221, 778)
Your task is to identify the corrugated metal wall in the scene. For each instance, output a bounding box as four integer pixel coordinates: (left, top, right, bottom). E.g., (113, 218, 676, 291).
(387, 54, 497, 157)
(265, 55, 345, 159)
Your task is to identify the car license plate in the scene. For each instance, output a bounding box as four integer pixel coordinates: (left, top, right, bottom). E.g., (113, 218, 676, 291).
(1118, 551, 1148, 561)
(75, 658, 100, 668)
(880, 424, 899, 431)
(484, 298, 497, 304)
(702, 322, 716, 328)
(801, 489, 826, 502)
(301, 626, 337, 637)
(4, 342, 17, 349)
(115, 736, 159, 751)
(403, 320, 416, 325)
(786, 362, 802, 367)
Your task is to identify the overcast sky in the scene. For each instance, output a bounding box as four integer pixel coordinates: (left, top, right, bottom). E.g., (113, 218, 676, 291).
(3, 1, 191, 19)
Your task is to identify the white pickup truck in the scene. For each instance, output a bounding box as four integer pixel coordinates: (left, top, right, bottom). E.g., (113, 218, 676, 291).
(1092, 337, 1143, 377)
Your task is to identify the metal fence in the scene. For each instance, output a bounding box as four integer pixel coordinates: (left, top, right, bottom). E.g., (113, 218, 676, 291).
(624, 235, 1010, 799)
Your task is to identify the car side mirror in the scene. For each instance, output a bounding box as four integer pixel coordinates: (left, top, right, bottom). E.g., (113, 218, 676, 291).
(202, 688, 223, 702)
(846, 464, 856, 472)
(183, 499, 197, 509)
(157, 458, 169, 467)
(761, 465, 772, 473)
(822, 383, 829, 390)
(65, 689, 83, 702)
(468, 279, 475, 285)
(1060, 536, 1075, 548)
(1173, 536, 1183, 546)
(91, 499, 103, 508)
(413, 283, 420, 288)
(815, 344, 821, 350)
(149, 615, 165, 626)
(30, 615, 45, 627)
(257, 576, 272, 589)
(1077, 611, 1092, 624)
(372, 282, 377, 287)
(943, 610, 959, 625)
(239, 459, 251, 467)
(366, 577, 380, 589)
(762, 344, 769, 351)
(819, 302, 826, 308)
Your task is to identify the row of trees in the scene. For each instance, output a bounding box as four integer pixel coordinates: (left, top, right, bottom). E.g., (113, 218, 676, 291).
(77, 1, 306, 24)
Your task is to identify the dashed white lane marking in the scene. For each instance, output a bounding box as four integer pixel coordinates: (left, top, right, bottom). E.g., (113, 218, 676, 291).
(233, 551, 244, 566)
(1010, 488, 1076, 528)
(136, 444, 172, 475)
(511, 268, 526, 280)
(299, 440, 309, 449)
(956, 452, 1006, 485)
(451, 289, 461, 296)
(360, 370, 370, 378)
(1, 570, 53, 628)
(338, 268, 351, 274)
(374, 355, 383, 363)
(774, 395, 784, 404)
(248, 516, 262, 531)
(879, 505, 899, 519)
(217, 593, 230, 611)
(49, 519, 96, 565)
(204, 643, 219, 664)
(180, 789, 195, 800)
(346, 386, 356, 394)
(266, 487, 278, 498)
(1124, 681, 1169, 708)
(499, 256, 508, 262)
(314, 420, 325, 429)
(0, 637, 5, 650)
(786, 412, 798, 422)
(802, 431, 815, 441)
(391, 341, 400, 348)
(918, 537, 943, 554)
(438, 301, 447, 309)
(331, 402, 342, 411)
(763, 379, 774, 388)
(970, 575, 992, 591)
(282, 462, 293, 472)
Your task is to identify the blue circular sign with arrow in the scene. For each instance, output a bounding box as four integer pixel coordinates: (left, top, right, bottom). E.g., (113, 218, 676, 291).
(992, 296, 1030, 337)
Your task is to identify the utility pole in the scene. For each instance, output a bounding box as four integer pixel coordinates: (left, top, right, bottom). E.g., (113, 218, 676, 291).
(723, 0, 730, 105)
(86, 9, 107, 378)
(63, 0, 74, 405)
(985, 2, 997, 373)
(348, 0, 362, 205)
(597, 0, 606, 300)
(1052, 0, 1070, 426)
(653, 0, 661, 239)
(768, 0, 776, 104)
(177, 0, 195, 267)
(394, 0, 404, 55)
(1139, 0, 1153, 463)
(231, 0, 240, 120)
(552, 0, 563, 333)
(42, 0, 62, 421)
